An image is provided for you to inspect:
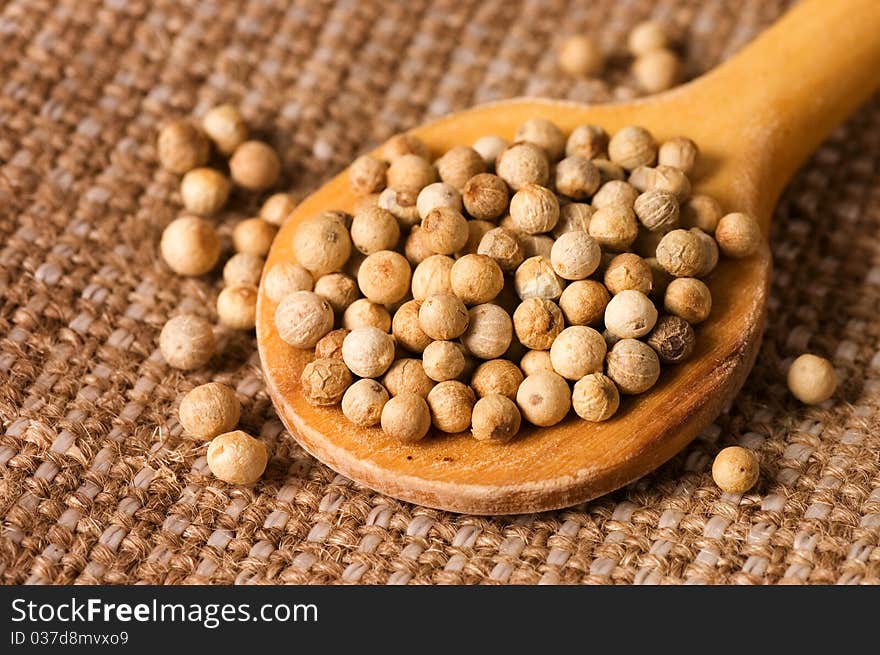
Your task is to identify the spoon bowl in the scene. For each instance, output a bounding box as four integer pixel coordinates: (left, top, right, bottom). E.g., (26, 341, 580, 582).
(257, 0, 880, 514)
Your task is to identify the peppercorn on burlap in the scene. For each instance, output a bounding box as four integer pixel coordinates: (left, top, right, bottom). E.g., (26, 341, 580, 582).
(2, 0, 878, 585)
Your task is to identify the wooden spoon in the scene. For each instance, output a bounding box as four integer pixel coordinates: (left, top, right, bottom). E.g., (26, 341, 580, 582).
(257, 0, 880, 515)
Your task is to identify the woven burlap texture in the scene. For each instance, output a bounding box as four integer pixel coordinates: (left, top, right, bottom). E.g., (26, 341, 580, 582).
(2, 0, 879, 585)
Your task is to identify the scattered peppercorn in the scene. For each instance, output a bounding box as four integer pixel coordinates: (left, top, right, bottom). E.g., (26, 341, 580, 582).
(207, 430, 267, 485)
(178, 382, 240, 440)
(558, 35, 604, 77)
(217, 284, 258, 330)
(180, 167, 230, 216)
(229, 140, 281, 190)
(712, 446, 759, 493)
(160, 314, 215, 370)
(158, 120, 210, 174)
(787, 354, 837, 404)
(160, 215, 220, 276)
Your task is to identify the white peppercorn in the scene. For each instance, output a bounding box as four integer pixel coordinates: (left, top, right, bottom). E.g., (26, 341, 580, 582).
(462, 173, 509, 220)
(664, 277, 712, 324)
(207, 430, 267, 485)
(381, 393, 431, 443)
(350, 206, 401, 255)
(427, 380, 475, 433)
(349, 154, 389, 196)
(342, 298, 391, 332)
(658, 136, 699, 174)
(592, 180, 639, 209)
(513, 297, 564, 350)
(477, 227, 524, 272)
(647, 164, 691, 202)
(559, 280, 610, 326)
(383, 358, 435, 398)
(160, 314, 215, 370)
(392, 299, 432, 353)
(378, 187, 421, 229)
(572, 373, 620, 422)
(422, 206, 469, 255)
(314, 273, 359, 314)
(411, 255, 453, 301)
(550, 230, 601, 280)
(264, 261, 313, 303)
(417, 182, 462, 220)
(233, 217, 277, 257)
(516, 371, 571, 427)
(566, 125, 609, 159)
(712, 446, 760, 494)
(404, 226, 434, 265)
(604, 253, 653, 295)
(681, 195, 722, 233)
(383, 133, 430, 161)
(357, 250, 411, 305)
(655, 229, 706, 277)
(472, 135, 508, 168)
(471, 394, 522, 443)
(275, 290, 334, 348)
(341, 378, 389, 427)
(715, 212, 762, 258)
(436, 145, 486, 190)
(497, 142, 550, 191)
(450, 254, 504, 305)
(423, 340, 467, 382)
(691, 228, 719, 277)
(301, 357, 353, 406)
(604, 289, 658, 339)
(550, 326, 607, 380)
(461, 303, 512, 359)
(223, 252, 264, 287)
(315, 328, 349, 360)
(608, 126, 657, 171)
(514, 255, 565, 300)
(515, 118, 566, 161)
(157, 120, 210, 173)
(201, 104, 248, 155)
(342, 327, 395, 378)
(217, 284, 258, 330)
(179, 382, 241, 440)
(607, 338, 660, 394)
(229, 140, 281, 191)
(520, 349, 554, 377)
(292, 213, 352, 277)
(646, 315, 695, 364)
(634, 189, 679, 231)
(633, 49, 680, 94)
(160, 215, 221, 276)
(387, 153, 436, 191)
(555, 156, 601, 200)
(628, 20, 669, 56)
(419, 293, 469, 340)
(509, 183, 559, 235)
(588, 204, 639, 251)
(471, 359, 524, 400)
(558, 34, 604, 77)
(787, 354, 837, 405)
(180, 168, 230, 216)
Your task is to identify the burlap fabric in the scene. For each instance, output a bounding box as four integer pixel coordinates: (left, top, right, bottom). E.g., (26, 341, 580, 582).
(1, 0, 878, 585)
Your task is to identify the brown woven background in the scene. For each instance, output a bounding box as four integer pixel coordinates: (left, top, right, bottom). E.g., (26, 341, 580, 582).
(1, 0, 879, 585)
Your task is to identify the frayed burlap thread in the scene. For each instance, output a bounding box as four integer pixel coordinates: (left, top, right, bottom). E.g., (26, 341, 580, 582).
(1, 0, 879, 585)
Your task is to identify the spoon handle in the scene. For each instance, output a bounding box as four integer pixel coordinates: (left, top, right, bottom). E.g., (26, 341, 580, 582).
(693, 0, 880, 212)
